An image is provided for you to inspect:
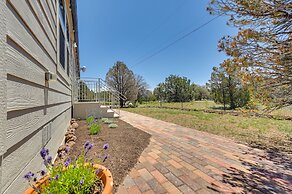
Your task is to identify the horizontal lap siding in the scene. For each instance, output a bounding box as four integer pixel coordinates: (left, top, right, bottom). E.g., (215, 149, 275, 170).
(2, 110, 71, 193)
(2, 0, 74, 193)
(8, 0, 56, 64)
(29, 0, 57, 48)
(0, 0, 7, 158)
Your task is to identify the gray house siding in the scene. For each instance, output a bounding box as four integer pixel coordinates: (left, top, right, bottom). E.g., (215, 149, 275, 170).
(0, 0, 78, 193)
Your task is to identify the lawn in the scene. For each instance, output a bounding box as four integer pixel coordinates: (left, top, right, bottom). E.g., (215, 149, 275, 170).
(124, 108, 292, 153)
(139, 101, 292, 118)
(140, 100, 223, 110)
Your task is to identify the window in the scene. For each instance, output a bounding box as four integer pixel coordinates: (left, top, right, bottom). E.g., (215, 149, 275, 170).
(58, 0, 72, 77)
(67, 48, 70, 76)
(66, 19, 70, 43)
(59, 25, 65, 69)
(59, 0, 65, 26)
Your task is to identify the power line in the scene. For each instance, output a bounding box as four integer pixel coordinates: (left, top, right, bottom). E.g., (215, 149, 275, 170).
(129, 0, 189, 63)
(133, 15, 209, 65)
(130, 14, 223, 68)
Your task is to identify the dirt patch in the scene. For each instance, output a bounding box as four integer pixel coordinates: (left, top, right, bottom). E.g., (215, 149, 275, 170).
(69, 119, 151, 192)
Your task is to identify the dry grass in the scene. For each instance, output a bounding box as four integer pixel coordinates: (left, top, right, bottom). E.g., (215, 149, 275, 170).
(140, 100, 223, 110)
(124, 108, 292, 153)
(140, 101, 292, 118)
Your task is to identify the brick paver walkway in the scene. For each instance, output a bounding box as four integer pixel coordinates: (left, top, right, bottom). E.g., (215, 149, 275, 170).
(116, 111, 292, 194)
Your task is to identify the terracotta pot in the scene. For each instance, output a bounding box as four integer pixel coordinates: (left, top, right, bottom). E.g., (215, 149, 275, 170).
(24, 164, 113, 194)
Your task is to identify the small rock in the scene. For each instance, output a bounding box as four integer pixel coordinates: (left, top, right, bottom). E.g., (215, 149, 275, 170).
(72, 123, 79, 129)
(67, 128, 76, 133)
(70, 118, 77, 125)
(66, 141, 75, 147)
(65, 131, 75, 137)
(65, 134, 77, 142)
(57, 145, 67, 153)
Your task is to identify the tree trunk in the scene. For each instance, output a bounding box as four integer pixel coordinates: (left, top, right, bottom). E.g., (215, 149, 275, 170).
(228, 75, 236, 109)
(119, 95, 124, 108)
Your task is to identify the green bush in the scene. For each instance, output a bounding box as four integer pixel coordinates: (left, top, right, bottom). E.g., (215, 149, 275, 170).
(86, 116, 95, 126)
(89, 123, 101, 135)
(108, 123, 118, 128)
(104, 119, 114, 124)
(101, 118, 109, 123)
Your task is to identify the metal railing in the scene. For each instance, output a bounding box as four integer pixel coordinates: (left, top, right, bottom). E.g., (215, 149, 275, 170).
(73, 77, 127, 115)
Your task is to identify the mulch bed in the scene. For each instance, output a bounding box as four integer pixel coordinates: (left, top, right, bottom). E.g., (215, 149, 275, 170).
(69, 119, 151, 192)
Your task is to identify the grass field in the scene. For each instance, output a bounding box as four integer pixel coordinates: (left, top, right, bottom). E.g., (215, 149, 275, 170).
(124, 107, 292, 153)
(139, 101, 292, 118)
(140, 100, 223, 110)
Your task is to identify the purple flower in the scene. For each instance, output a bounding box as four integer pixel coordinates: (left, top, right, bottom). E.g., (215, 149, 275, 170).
(23, 172, 34, 180)
(40, 148, 47, 159)
(58, 152, 62, 158)
(103, 143, 109, 150)
(47, 156, 52, 164)
(95, 168, 102, 175)
(54, 174, 60, 180)
(64, 158, 71, 167)
(73, 165, 76, 169)
(40, 170, 46, 176)
(84, 141, 90, 149)
(80, 179, 84, 185)
(102, 155, 108, 162)
(88, 144, 93, 150)
(65, 147, 70, 153)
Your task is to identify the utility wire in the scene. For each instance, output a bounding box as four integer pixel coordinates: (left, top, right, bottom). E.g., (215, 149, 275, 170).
(129, 0, 189, 63)
(130, 14, 223, 68)
(133, 15, 209, 65)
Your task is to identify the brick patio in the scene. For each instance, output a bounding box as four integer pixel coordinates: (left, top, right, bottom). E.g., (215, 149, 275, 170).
(116, 110, 292, 194)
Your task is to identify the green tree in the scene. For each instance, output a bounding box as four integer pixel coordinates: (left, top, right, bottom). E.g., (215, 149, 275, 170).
(191, 84, 211, 100)
(153, 83, 166, 102)
(209, 66, 250, 109)
(154, 75, 193, 103)
(208, 0, 292, 108)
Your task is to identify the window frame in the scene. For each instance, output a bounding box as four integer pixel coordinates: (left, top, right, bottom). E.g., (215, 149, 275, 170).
(57, 0, 72, 79)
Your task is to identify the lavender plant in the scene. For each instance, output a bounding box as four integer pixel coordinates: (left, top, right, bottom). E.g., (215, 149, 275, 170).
(24, 142, 109, 193)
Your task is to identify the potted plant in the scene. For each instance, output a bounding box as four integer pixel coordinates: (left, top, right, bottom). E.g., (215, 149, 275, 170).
(23, 142, 113, 194)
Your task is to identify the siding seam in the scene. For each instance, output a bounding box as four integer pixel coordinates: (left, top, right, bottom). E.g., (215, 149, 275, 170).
(7, 1, 57, 66)
(2, 109, 71, 194)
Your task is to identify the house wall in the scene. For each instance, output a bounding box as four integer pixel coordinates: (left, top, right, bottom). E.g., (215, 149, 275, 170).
(0, 0, 78, 193)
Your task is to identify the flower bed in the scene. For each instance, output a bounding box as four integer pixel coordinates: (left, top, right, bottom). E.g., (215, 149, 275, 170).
(69, 119, 151, 192)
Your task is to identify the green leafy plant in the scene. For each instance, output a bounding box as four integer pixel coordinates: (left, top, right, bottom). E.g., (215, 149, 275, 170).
(24, 142, 109, 193)
(86, 115, 95, 126)
(89, 123, 101, 135)
(103, 119, 113, 124)
(108, 123, 118, 128)
(101, 118, 109, 123)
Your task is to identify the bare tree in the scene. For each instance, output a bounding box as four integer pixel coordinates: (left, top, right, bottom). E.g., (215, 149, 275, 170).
(106, 61, 137, 107)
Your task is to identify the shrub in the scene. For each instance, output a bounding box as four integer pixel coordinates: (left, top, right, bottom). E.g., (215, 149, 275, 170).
(89, 123, 101, 135)
(86, 116, 95, 125)
(104, 119, 114, 124)
(108, 123, 118, 128)
(101, 118, 109, 123)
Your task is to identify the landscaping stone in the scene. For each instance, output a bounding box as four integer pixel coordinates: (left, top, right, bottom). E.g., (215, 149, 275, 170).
(57, 145, 67, 153)
(71, 122, 79, 129)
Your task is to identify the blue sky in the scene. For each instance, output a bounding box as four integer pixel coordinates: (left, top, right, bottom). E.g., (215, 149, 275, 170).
(77, 0, 237, 90)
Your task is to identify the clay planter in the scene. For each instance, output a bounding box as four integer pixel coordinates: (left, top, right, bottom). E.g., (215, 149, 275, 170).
(24, 164, 113, 194)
